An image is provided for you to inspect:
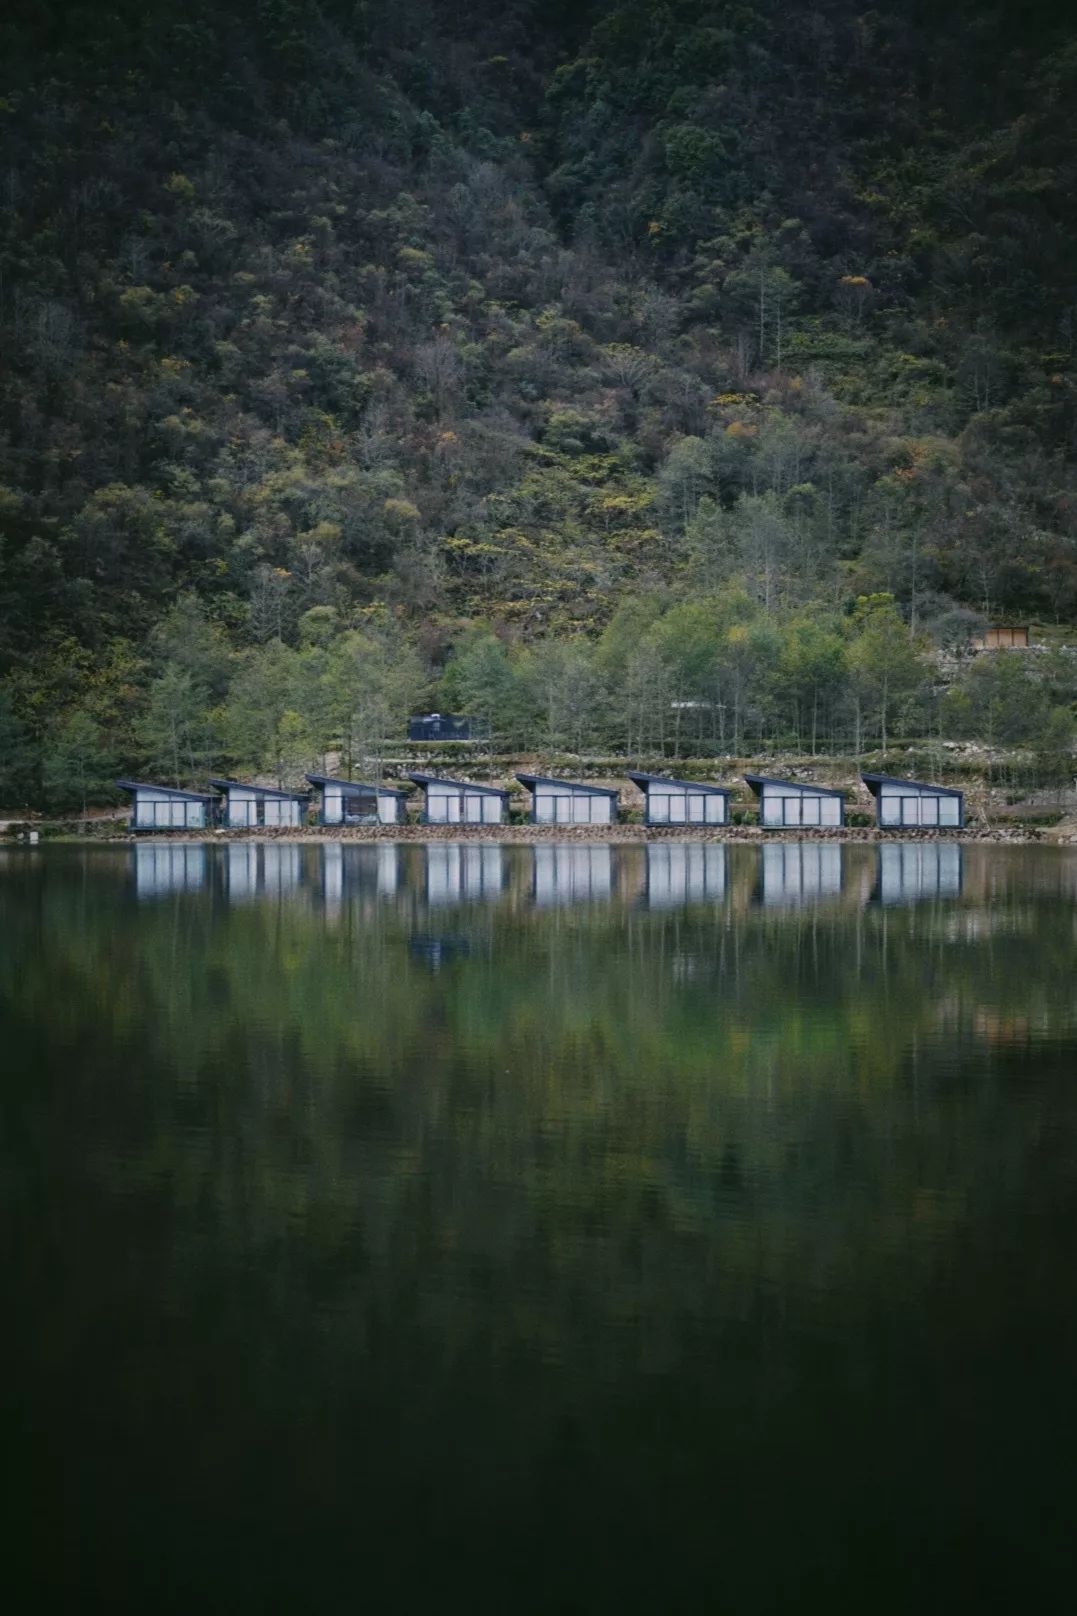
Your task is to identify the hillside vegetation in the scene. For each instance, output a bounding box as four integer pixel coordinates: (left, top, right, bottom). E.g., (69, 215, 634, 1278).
(1, 0, 1076, 806)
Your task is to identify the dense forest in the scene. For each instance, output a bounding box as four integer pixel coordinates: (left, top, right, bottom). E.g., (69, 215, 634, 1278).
(1, 0, 1076, 806)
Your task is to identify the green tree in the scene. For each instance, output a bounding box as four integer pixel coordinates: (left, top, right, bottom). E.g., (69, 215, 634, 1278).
(136, 664, 216, 785)
(43, 711, 111, 814)
(848, 599, 927, 754)
(0, 688, 38, 807)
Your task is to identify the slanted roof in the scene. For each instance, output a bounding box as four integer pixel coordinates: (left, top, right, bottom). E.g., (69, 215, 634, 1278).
(208, 778, 309, 800)
(306, 774, 408, 797)
(116, 779, 218, 802)
(744, 774, 845, 798)
(406, 772, 509, 796)
(861, 773, 963, 799)
(516, 773, 620, 797)
(627, 771, 731, 796)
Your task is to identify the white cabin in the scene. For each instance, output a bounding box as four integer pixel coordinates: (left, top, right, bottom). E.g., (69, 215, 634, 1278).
(628, 771, 730, 826)
(760, 843, 843, 906)
(306, 774, 406, 826)
(862, 773, 964, 829)
(516, 774, 619, 825)
(746, 774, 845, 829)
(407, 774, 508, 825)
(117, 780, 217, 831)
(209, 779, 308, 829)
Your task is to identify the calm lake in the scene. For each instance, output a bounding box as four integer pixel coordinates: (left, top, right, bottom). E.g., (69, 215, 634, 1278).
(3, 841, 1077, 1611)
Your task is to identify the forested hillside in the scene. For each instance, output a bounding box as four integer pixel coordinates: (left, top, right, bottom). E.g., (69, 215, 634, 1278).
(2, 0, 1076, 805)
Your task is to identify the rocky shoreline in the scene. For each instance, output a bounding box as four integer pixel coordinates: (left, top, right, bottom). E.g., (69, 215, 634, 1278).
(68, 821, 1069, 845)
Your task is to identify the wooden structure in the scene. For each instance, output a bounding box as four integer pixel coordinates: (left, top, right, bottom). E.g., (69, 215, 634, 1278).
(745, 774, 845, 829)
(861, 773, 964, 829)
(972, 625, 1029, 650)
(117, 780, 218, 831)
(305, 774, 406, 826)
(516, 774, 619, 825)
(627, 771, 731, 826)
(406, 773, 508, 825)
(209, 779, 308, 829)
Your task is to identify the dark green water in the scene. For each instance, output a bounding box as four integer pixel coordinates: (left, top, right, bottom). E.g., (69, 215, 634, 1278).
(2, 841, 1077, 1612)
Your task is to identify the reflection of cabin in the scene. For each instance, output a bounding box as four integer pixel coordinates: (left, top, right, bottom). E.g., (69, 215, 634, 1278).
(627, 771, 731, 826)
(408, 712, 474, 741)
(873, 844, 963, 904)
(516, 774, 619, 825)
(225, 842, 301, 898)
(134, 843, 206, 897)
(971, 625, 1029, 650)
(117, 780, 218, 831)
(862, 773, 964, 828)
(407, 773, 508, 824)
(745, 774, 845, 829)
(644, 843, 727, 907)
(322, 844, 399, 909)
(760, 843, 843, 906)
(306, 774, 407, 826)
(425, 844, 504, 904)
(532, 845, 613, 904)
(209, 779, 308, 828)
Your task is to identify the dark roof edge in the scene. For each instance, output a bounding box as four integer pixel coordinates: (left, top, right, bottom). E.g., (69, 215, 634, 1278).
(516, 773, 620, 796)
(627, 771, 732, 794)
(744, 774, 846, 797)
(115, 780, 217, 801)
(305, 774, 408, 795)
(208, 778, 309, 798)
(406, 773, 509, 795)
(860, 773, 963, 796)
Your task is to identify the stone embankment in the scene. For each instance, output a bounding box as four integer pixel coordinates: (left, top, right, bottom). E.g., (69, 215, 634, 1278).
(90, 822, 1047, 845)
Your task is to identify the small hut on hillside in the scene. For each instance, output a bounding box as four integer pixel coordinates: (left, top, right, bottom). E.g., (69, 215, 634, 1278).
(407, 713, 474, 741)
(971, 625, 1030, 650)
(516, 774, 619, 825)
(745, 775, 845, 829)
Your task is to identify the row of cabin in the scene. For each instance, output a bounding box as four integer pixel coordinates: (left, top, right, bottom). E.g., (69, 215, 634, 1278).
(118, 770, 964, 831)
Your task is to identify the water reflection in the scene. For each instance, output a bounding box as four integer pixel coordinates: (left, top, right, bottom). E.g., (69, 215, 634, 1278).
(425, 843, 504, 905)
(223, 842, 300, 900)
(5, 841, 1077, 1612)
(644, 843, 727, 907)
(533, 844, 613, 905)
(758, 842, 843, 907)
(323, 844, 400, 911)
(121, 839, 983, 915)
(134, 843, 206, 898)
(873, 843, 963, 904)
